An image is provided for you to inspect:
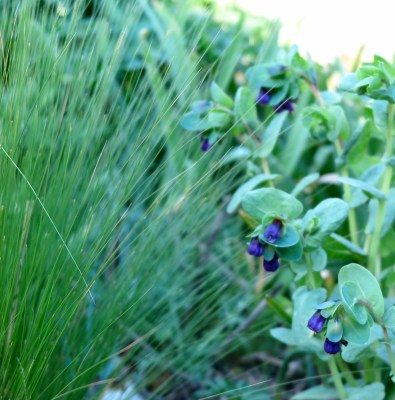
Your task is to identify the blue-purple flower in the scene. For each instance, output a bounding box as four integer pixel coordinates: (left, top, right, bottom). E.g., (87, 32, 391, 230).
(247, 237, 264, 257)
(323, 338, 340, 354)
(307, 311, 327, 333)
(201, 138, 211, 152)
(263, 253, 280, 272)
(274, 99, 295, 113)
(264, 220, 283, 244)
(257, 87, 271, 105)
(308, 300, 349, 355)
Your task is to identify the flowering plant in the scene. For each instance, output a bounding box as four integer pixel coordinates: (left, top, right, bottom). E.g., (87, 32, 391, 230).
(182, 50, 395, 399)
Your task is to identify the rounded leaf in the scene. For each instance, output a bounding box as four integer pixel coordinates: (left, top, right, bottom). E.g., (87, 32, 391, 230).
(226, 174, 279, 214)
(342, 313, 370, 345)
(276, 240, 303, 261)
(242, 188, 303, 221)
(339, 263, 384, 318)
(340, 282, 368, 324)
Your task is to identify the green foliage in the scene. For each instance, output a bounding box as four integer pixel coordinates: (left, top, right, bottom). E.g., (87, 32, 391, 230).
(3, 0, 395, 398)
(242, 188, 303, 221)
(339, 263, 385, 318)
(271, 286, 328, 360)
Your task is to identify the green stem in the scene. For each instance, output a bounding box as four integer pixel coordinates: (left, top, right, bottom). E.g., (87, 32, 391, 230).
(358, 299, 395, 381)
(336, 355, 357, 387)
(334, 139, 359, 246)
(307, 80, 359, 246)
(367, 103, 394, 277)
(362, 359, 374, 383)
(305, 253, 316, 289)
(328, 357, 347, 400)
(261, 158, 274, 187)
(382, 324, 395, 381)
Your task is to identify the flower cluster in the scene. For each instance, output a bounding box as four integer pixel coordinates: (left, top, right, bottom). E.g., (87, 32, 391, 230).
(247, 219, 283, 272)
(307, 300, 348, 355)
(257, 87, 295, 113)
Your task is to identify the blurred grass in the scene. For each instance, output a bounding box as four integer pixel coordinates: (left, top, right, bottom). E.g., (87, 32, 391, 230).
(0, 1, 286, 399)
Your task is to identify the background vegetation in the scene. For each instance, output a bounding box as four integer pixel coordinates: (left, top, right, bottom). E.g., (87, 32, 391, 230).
(1, 0, 394, 399)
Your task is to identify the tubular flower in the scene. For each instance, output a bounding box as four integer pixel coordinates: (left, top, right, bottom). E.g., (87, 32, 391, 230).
(323, 338, 347, 355)
(274, 99, 295, 113)
(257, 87, 271, 105)
(307, 311, 327, 333)
(264, 220, 283, 244)
(263, 253, 280, 272)
(201, 138, 211, 152)
(323, 339, 341, 355)
(247, 237, 264, 257)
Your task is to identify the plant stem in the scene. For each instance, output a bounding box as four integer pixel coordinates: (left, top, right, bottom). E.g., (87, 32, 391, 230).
(328, 357, 347, 400)
(261, 158, 274, 187)
(336, 355, 357, 387)
(305, 253, 316, 289)
(367, 103, 394, 277)
(334, 139, 359, 246)
(382, 323, 395, 382)
(307, 80, 359, 246)
(358, 299, 395, 381)
(362, 359, 374, 383)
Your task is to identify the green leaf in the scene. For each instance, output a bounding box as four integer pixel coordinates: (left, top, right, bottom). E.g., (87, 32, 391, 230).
(215, 15, 244, 88)
(347, 121, 373, 167)
(210, 81, 234, 108)
(294, 381, 383, 398)
(338, 177, 386, 200)
(339, 263, 385, 318)
(349, 163, 385, 207)
(311, 248, 327, 271)
(340, 282, 368, 324)
(315, 300, 337, 310)
(302, 105, 335, 140)
(226, 174, 279, 214)
(207, 109, 231, 128)
(269, 83, 289, 105)
(330, 233, 367, 256)
(342, 324, 383, 362)
(276, 240, 303, 261)
(271, 286, 329, 360)
(242, 188, 303, 221)
(346, 383, 385, 400)
(369, 100, 388, 132)
(302, 198, 349, 249)
(291, 249, 327, 277)
(234, 87, 259, 130)
(321, 302, 341, 318)
(321, 90, 341, 105)
(365, 188, 395, 236)
(291, 173, 320, 197)
(342, 313, 371, 345)
(328, 105, 350, 140)
(386, 156, 395, 167)
(246, 64, 285, 89)
(180, 111, 211, 131)
(291, 385, 338, 400)
(338, 73, 358, 91)
(258, 112, 288, 158)
(370, 83, 395, 103)
(222, 146, 251, 163)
